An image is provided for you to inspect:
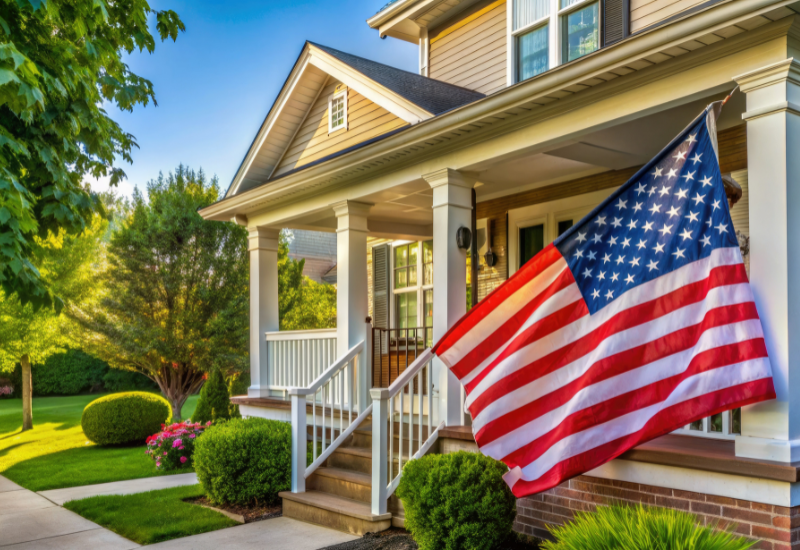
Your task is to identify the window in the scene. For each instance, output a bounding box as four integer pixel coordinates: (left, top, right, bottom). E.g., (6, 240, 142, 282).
(557, 219, 574, 236)
(423, 289, 433, 346)
(328, 88, 347, 133)
(394, 244, 417, 289)
(391, 241, 433, 340)
(395, 292, 418, 329)
(510, 0, 600, 83)
(423, 240, 433, 285)
(519, 224, 545, 267)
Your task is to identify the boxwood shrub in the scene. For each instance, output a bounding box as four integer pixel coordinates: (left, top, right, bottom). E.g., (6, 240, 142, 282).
(397, 451, 516, 550)
(81, 392, 171, 446)
(194, 417, 291, 506)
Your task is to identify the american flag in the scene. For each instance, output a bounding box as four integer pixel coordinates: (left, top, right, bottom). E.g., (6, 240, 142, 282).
(433, 102, 776, 498)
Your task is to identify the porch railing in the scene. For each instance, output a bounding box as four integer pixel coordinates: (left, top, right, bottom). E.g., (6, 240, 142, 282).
(372, 326, 433, 388)
(370, 348, 444, 515)
(266, 329, 337, 394)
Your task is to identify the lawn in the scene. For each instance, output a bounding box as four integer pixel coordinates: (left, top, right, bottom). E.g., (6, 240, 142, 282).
(0, 393, 199, 492)
(63, 484, 237, 545)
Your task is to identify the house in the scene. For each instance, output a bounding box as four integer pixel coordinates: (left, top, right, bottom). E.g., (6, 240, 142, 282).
(200, 0, 800, 545)
(286, 229, 338, 284)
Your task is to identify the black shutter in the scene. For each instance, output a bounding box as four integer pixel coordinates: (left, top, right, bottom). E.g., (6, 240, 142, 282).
(602, 0, 629, 47)
(372, 244, 390, 330)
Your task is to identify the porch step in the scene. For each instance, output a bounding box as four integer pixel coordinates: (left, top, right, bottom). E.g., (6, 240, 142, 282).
(280, 490, 391, 536)
(308, 467, 371, 503)
(328, 445, 404, 475)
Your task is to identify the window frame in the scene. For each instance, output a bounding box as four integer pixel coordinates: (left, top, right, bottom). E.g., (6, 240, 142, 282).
(390, 241, 434, 334)
(507, 0, 601, 85)
(328, 88, 348, 134)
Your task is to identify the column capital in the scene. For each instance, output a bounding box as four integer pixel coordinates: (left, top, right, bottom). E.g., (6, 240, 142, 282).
(330, 200, 373, 219)
(423, 169, 474, 210)
(734, 58, 800, 94)
(248, 227, 280, 252)
(735, 59, 800, 121)
(422, 168, 476, 190)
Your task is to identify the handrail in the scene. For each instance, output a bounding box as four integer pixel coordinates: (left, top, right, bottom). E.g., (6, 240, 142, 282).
(306, 403, 373, 478)
(288, 341, 363, 396)
(386, 348, 433, 400)
(265, 328, 337, 341)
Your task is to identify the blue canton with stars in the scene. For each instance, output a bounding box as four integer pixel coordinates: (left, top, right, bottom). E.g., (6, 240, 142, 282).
(554, 109, 739, 315)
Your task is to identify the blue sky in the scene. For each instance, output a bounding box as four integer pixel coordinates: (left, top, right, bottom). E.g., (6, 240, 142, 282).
(90, 0, 417, 197)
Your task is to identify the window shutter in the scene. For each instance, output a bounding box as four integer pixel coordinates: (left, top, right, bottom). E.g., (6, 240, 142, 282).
(602, 0, 629, 47)
(372, 244, 390, 330)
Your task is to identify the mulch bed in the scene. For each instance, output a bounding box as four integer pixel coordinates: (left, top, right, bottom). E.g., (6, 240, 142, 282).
(186, 496, 282, 523)
(319, 529, 542, 550)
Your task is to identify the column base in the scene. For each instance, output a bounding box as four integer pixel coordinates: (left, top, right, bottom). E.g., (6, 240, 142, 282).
(247, 385, 272, 398)
(735, 435, 800, 462)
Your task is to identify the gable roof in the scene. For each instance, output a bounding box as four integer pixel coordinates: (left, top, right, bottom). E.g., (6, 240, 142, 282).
(309, 43, 484, 115)
(226, 42, 484, 198)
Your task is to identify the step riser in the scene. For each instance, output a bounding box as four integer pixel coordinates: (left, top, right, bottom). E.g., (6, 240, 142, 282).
(328, 451, 403, 475)
(283, 499, 391, 536)
(309, 473, 371, 503)
(350, 432, 423, 454)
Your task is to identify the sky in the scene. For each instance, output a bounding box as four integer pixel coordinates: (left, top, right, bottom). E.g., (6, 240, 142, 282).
(89, 0, 417, 198)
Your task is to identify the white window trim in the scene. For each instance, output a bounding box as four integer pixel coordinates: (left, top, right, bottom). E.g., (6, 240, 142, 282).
(673, 412, 739, 441)
(328, 88, 348, 134)
(390, 240, 433, 330)
(507, 0, 600, 85)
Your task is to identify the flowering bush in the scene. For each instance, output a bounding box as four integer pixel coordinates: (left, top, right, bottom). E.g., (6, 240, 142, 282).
(145, 421, 211, 471)
(0, 385, 13, 398)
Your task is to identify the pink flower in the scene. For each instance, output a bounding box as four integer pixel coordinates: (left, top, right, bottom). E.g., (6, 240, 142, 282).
(180, 456, 187, 464)
(172, 439, 183, 448)
(189, 434, 196, 439)
(163, 452, 168, 456)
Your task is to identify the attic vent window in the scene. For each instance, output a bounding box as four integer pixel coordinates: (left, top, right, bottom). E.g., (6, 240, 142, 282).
(328, 87, 347, 133)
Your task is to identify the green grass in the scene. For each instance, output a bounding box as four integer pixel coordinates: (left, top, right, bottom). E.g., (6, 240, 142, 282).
(0, 393, 199, 492)
(63, 484, 237, 545)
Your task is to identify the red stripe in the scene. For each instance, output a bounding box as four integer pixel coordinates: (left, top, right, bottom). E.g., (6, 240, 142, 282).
(499, 337, 768, 468)
(474, 302, 761, 444)
(469, 263, 751, 416)
(434, 244, 562, 357)
(508, 377, 776, 497)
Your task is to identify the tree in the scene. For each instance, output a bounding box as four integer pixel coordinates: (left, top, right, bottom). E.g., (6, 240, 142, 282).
(0, 212, 108, 430)
(278, 232, 336, 330)
(192, 367, 234, 424)
(74, 166, 249, 420)
(0, 0, 184, 310)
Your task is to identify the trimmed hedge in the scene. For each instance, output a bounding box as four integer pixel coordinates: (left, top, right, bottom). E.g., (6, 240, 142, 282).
(194, 417, 291, 506)
(396, 451, 516, 550)
(82, 392, 171, 446)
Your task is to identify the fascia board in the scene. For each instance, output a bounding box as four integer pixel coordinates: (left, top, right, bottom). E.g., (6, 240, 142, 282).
(227, 49, 316, 198)
(204, 0, 796, 218)
(307, 48, 431, 123)
(367, 0, 419, 29)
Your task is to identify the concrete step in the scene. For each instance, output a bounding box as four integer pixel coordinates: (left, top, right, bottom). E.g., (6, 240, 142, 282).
(280, 490, 391, 536)
(308, 467, 372, 503)
(350, 423, 433, 454)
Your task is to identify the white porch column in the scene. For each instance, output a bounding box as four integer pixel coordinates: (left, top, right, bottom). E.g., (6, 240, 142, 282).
(248, 227, 280, 398)
(424, 168, 473, 426)
(734, 59, 800, 462)
(332, 201, 371, 411)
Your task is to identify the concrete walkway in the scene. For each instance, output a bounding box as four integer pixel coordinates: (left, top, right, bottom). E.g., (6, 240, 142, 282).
(38, 473, 198, 505)
(0, 475, 138, 549)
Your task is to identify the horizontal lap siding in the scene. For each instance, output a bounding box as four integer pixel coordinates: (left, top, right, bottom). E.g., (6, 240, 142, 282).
(429, 0, 507, 95)
(273, 81, 408, 177)
(630, 0, 706, 33)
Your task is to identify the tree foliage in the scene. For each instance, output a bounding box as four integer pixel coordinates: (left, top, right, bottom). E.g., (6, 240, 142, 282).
(0, 0, 184, 310)
(278, 232, 336, 331)
(192, 367, 234, 424)
(73, 166, 249, 420)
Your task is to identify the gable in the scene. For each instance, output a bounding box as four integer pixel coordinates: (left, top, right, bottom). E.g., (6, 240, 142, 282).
(273, 80, 408, 178)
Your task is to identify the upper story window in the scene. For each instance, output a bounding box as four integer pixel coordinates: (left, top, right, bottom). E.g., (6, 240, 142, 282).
(328, 86, 347, 134)
(510, 0, 600, 83)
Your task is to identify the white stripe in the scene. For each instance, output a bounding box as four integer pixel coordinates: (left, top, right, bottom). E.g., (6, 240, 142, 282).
(479, 319, 764, 459)
(512, 358, 772, 483)
(441, 257, 568, 369)
(466, 247, 747, 407)
(471, 283, 759, 428)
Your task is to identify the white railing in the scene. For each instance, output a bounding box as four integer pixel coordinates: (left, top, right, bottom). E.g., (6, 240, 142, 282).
(289, 327, 372, 493)
(370, 348, 444, 515)
(266, 329, 337, 393)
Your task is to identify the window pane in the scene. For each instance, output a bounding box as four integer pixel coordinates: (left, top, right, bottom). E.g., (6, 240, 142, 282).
(395, 268, 407, 289)
(709, 413, 723, 432)
(424, 290, 433, 347)
(519, 224, 545, 267)
(407, 292, 418, 328)
(557, 219, 574, 236)
(409, 243, 418, 267)
(560, 0, 582, 8)
(409, 266, 417, 286)
(518, 25, 549, 81)
(730, 408, 741, 435)
(396, 294, 407, 329)
(409, 244, 418, 286)
(563, 2, 599, 63)
(423, 241, 433, 264)
(395, 245, 407, 268)
(689, 419, 703, 431)
(514, 0, 550, 30)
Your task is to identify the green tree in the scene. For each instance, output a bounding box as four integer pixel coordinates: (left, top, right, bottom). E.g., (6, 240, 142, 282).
(192, 367, 233, 424)
(74, 166, 249, 420)
(0, 0, 184, 310)
(278, 232, 336, 331)
(0, 213, 108, 429)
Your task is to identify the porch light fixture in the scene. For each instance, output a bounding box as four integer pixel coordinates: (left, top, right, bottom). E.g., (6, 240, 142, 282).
(484, 220, 498, 267)
(456, 226, 472, 250)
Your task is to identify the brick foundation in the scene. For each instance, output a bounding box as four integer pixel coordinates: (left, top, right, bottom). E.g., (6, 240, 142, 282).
(513, 475, 800, 549)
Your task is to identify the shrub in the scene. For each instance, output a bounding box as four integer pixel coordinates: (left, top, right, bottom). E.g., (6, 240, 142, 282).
(35, 349, 108, 396)
(192, 368, 233, 424)
(146, 420, 211, 470)
(194, 417, 291, 506)
(102, 369, 159, 392)
(542, 504, 756, 550)
(82, 392, 171, 446)
(396, 451, 516, 550)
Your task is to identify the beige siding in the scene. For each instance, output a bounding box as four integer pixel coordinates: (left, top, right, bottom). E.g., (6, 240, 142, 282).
(273, 81, 408, 177)
(429, 0, 507, 95)
(630, 0, 705, 33)
(729, 169, 750, 276)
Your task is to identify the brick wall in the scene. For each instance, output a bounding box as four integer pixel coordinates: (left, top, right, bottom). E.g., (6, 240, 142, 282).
(515, 475, 798, 550)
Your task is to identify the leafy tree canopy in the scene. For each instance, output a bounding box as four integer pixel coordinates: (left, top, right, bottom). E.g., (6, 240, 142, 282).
(279, 232, 336, 331)
(0, 0, 184, 311)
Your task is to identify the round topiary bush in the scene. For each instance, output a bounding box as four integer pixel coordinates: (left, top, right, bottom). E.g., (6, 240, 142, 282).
(396, 451, 517, 550)
(81, 392, 171, 446)
(194, 417, 291, 506)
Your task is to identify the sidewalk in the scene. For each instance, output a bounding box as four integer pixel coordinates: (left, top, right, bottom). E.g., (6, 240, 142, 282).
(0, 475, 138, 549)
(38, 473, 198, 505)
